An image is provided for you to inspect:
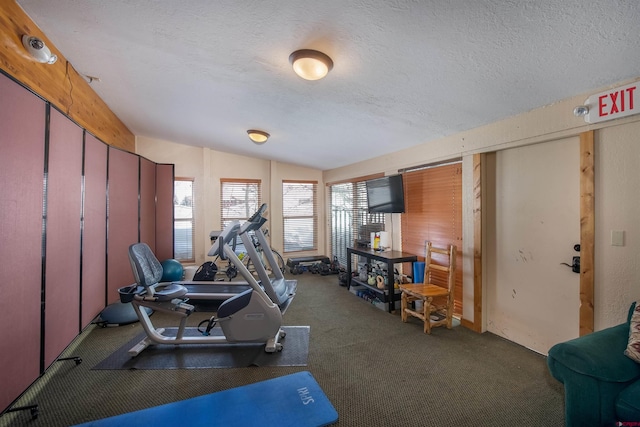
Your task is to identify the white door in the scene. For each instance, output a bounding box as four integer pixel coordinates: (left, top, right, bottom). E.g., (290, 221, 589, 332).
(487, 137, 580, 354)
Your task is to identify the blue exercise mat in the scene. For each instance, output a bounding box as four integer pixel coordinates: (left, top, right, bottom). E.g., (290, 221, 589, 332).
(72, 371, 338, 427)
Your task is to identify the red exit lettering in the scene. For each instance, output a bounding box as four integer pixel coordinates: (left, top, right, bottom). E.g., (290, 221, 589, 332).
(599, 86, 636, 117)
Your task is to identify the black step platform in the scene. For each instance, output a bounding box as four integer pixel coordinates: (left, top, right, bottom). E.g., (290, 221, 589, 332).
(286, 256, 331, 274)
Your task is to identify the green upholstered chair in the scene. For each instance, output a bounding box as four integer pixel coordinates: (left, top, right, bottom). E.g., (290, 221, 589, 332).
(547, 303, 640, 426)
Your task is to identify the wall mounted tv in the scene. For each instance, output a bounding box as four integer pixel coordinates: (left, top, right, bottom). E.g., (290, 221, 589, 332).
(365, 174, 406, 213)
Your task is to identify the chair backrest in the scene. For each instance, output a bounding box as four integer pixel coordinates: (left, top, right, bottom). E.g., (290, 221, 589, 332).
(129, 242, 164, 289)
(424, 241, 457, 293)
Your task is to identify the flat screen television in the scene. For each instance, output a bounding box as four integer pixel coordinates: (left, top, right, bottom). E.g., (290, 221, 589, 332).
(365, 174, 405, 213)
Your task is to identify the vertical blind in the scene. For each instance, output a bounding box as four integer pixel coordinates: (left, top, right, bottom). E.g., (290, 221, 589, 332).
(329, 175, 385, 268)
(282, 180, 317, 253)
(401, 162, 463, 316)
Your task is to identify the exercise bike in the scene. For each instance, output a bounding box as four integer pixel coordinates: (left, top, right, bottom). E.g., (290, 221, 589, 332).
(119, 212, 296, 357)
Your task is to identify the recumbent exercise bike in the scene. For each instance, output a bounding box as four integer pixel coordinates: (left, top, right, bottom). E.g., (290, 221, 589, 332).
(118, 210, 296, 357)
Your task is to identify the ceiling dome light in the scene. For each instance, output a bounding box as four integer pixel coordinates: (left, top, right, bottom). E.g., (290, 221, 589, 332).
(247, 129, 270, 144)
(289, 49, 333, 81)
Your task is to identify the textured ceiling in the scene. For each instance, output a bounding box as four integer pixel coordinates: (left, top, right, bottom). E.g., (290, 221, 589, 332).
(15, 0, 640, 170)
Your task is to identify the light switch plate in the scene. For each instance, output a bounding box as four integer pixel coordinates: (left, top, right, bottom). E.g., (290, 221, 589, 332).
(611, 230, 624, 246)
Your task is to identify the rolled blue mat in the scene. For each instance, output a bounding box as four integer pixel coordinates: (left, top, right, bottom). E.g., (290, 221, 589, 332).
(412, 261, 425, 283)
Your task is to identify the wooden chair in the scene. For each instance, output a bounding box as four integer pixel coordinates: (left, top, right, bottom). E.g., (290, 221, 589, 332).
(399, 241, 457, 334)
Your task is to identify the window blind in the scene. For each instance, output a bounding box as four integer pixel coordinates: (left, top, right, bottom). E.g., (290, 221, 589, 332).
(282, 180, 317, 253)
(220, 179, 262, 228)
(401, 162, 463, 316)
(219, 179, 262, 253)
(174, 178, 194, 262)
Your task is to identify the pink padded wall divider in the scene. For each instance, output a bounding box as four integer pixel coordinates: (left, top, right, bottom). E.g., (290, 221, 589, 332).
(44, 109, 83, 368)
(106, 148, 139, 303)
(155, 164, 175, 262)
(0, 74, 45, 412)
(82, 134, 108, 327)
(0, 72, 176, 412)
(139, 157, 156, 251)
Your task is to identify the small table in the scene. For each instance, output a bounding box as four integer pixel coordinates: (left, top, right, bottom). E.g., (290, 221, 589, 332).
(346, 247, 418, 313)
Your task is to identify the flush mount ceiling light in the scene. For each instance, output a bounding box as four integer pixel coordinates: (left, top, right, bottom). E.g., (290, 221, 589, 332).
(289, 49, 333, 81)
(247, 129, 270, 144)
(22, 35, 57, 64)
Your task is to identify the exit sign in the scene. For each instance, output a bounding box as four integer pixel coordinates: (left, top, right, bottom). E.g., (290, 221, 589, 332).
(583, 82, 639, 124)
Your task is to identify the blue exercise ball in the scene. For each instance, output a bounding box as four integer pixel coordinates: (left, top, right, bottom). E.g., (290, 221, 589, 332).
(161, 259, 183, 281)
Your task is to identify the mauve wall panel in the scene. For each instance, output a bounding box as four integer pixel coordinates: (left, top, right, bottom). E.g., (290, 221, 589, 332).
(0, 74, 45, 411)
(107, 148, 139, 302)
(140, 157, 156, 251)
(44, 109, 83, 368)
(82, 134, 107, 327)
(155, 164, 174, 261)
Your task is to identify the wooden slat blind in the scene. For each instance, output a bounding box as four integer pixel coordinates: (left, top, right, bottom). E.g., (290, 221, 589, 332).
(401, 162, 463, 316)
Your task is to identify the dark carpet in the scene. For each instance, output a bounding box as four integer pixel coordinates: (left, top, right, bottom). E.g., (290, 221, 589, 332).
(2, 273, 565, 427)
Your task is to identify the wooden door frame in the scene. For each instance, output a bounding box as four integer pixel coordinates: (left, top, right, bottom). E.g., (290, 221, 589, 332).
(460, 153, 484, 332)
(472, 153, 483, 332)
(465, 133, 594, 334)
(580, 131, 595, 335)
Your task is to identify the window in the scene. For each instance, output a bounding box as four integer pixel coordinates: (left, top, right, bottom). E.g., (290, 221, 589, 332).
(174, 178, 194, 262)
(329, 176, 385, 268)
(282, 181, 317, 253)
(220, 179, 261, 229)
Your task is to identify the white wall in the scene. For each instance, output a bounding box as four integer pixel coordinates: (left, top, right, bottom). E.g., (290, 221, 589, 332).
(595, 121, 640, 328)
(135, 136, 323, 265)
